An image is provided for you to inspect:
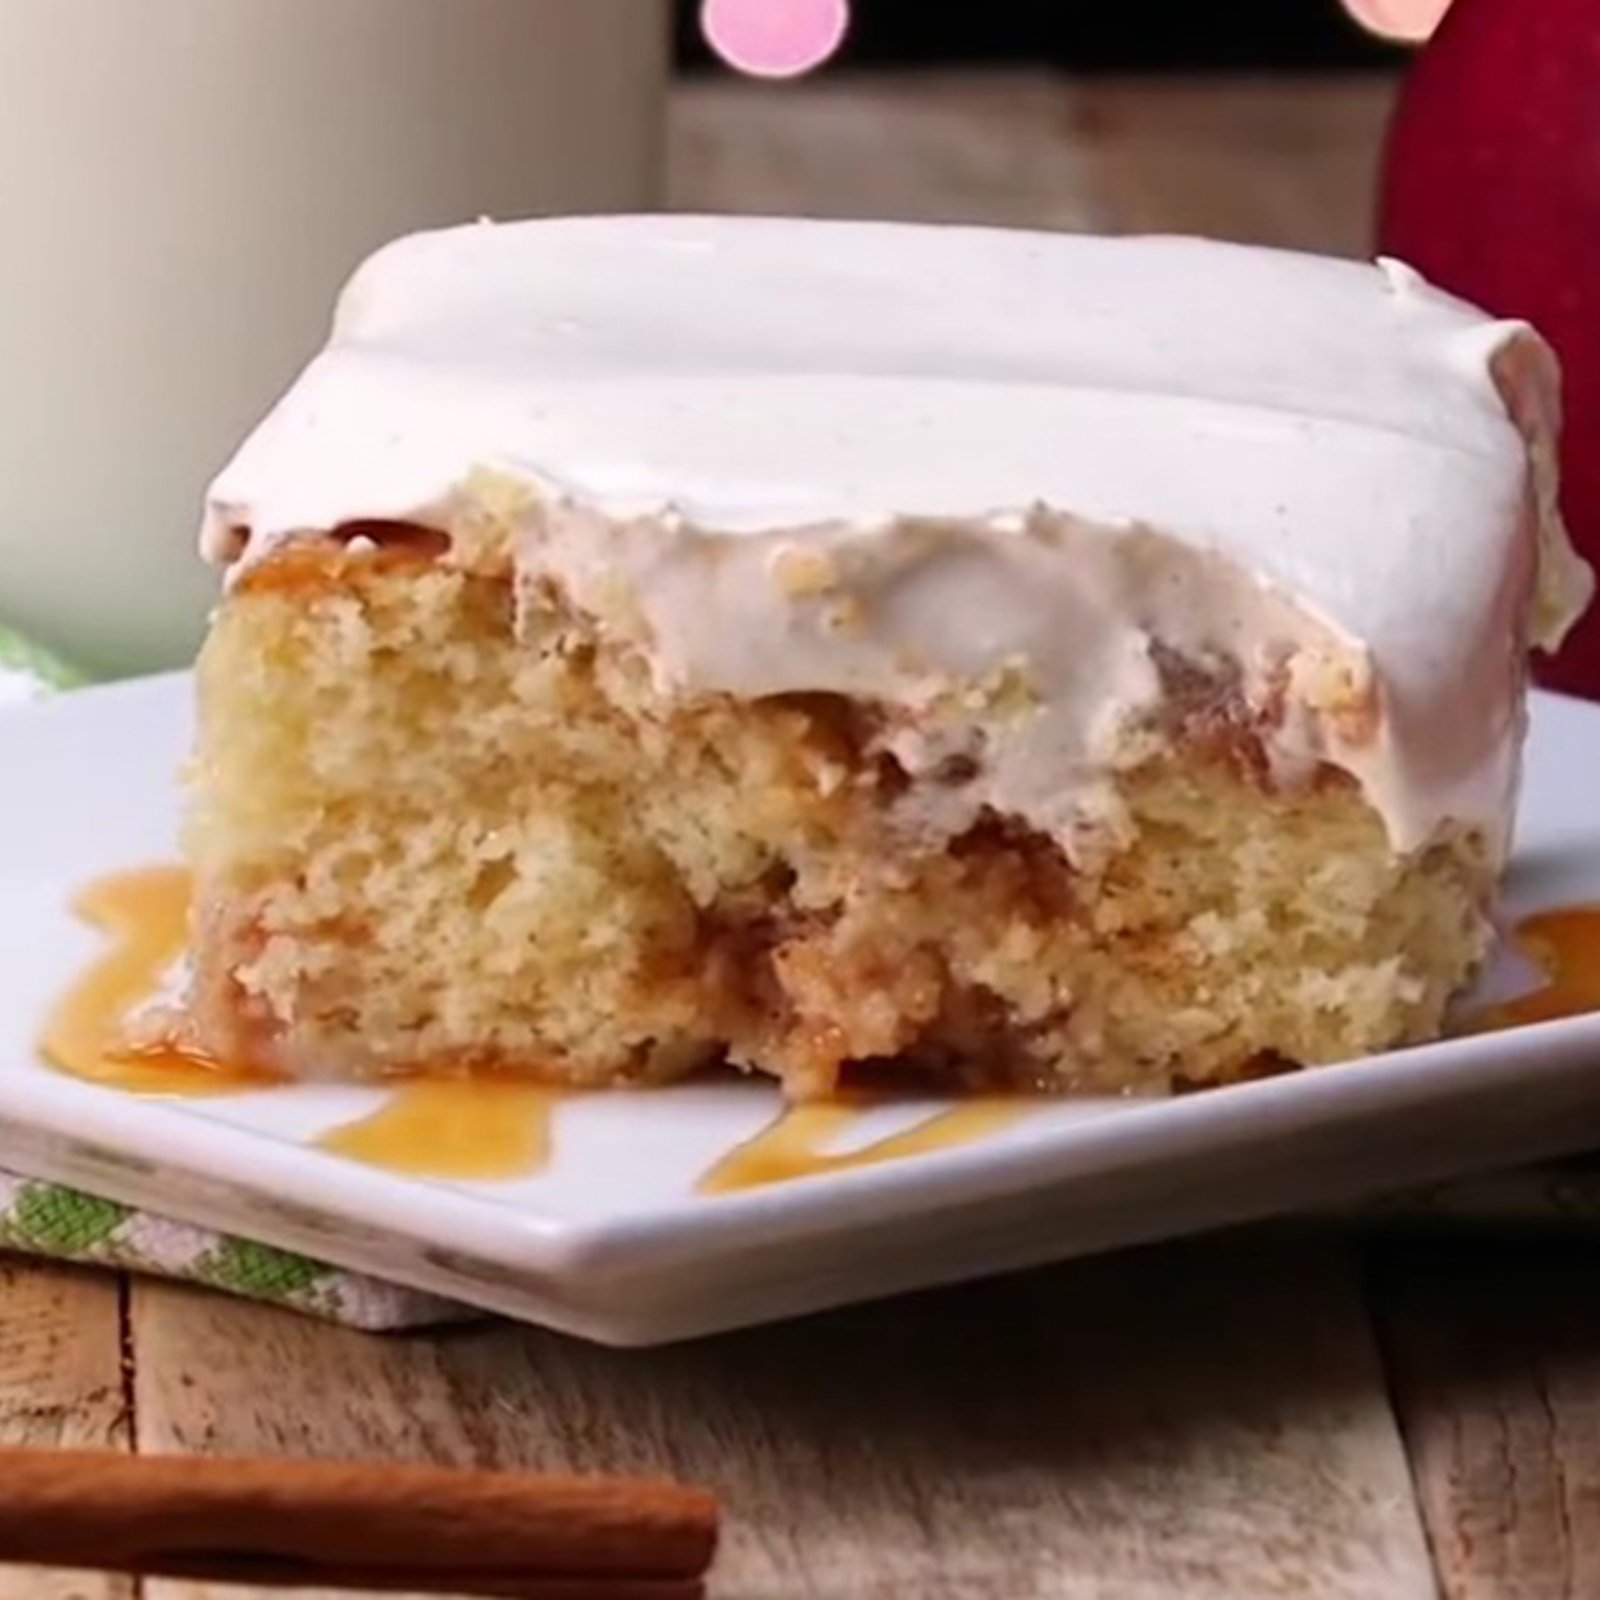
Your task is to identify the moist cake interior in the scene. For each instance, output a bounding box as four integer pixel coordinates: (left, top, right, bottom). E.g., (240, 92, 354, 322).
(186, 530, 1493, 1099)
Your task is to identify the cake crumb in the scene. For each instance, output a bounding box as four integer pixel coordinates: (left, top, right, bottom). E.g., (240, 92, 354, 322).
(771, 546, 840, 597)
(1290, 649, 1380, 746)
(826, 596, 868, 635)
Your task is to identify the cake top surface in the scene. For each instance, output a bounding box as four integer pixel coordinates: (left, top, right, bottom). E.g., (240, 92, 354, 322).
(205, 212, 1582, 631)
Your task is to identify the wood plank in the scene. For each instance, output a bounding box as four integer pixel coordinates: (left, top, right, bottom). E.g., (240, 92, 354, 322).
(1372, 1237, 1600, 1600)
(132, 1236, 1433, 1599)
(668, 71, 1105, 231)
(669, 72, 1397, 259)
(130, 1279, 473, 1600)
(0, 1258, 133, 1600)
(1072, 74, 1397, 257)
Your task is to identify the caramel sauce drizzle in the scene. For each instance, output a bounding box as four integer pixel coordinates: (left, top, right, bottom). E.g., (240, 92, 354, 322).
(698, 1098, 1028, 1194)
(318, 1081, 556, 1181)
(41, 866, 271, 1097)
(1465, 905, 1600, 1033)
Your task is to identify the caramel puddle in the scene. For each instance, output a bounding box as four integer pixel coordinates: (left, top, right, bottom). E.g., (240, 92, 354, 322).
(699, 1098, 1028, 1194)
(40, 865, 269, 1096)
(316, 1081, 556, 1181)
(1466, 905, 1600, 1033)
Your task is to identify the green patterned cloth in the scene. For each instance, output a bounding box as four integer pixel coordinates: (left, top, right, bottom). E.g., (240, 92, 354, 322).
(0, 1174, 462, 1328)
(0, 619, 468, 1329)
(0, 627, 87, 692)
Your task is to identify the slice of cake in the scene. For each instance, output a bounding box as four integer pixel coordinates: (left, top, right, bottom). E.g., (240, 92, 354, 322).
(185, 216, 1592, 1098)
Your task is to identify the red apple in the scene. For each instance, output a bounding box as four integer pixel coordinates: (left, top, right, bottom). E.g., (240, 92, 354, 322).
(1379, 0, 1600, 697)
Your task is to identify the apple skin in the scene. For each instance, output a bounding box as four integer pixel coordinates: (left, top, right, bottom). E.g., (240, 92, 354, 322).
(1379, 0, 1600, 697)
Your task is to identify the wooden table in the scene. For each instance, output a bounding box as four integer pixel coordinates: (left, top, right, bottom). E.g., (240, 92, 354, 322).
(5, 72, 1594, 1600)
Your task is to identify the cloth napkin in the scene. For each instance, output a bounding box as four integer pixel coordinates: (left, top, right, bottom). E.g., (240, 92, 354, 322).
(0, 619, 467, 1328)
(4, 624, 1599, 1334)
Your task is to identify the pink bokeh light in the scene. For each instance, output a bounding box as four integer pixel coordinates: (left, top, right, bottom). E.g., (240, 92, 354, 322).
(1342, 0, 1452, 43)
(700, 0, 850, 79)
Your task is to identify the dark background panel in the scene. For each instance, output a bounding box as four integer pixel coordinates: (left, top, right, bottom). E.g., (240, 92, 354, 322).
(674, 0, 1407, 72)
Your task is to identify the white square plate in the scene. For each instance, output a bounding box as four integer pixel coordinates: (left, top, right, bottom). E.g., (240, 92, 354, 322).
(3, 673, 1600, 1345)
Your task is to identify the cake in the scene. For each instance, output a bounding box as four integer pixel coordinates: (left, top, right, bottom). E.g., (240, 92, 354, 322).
(184, 216, 1592, 1098)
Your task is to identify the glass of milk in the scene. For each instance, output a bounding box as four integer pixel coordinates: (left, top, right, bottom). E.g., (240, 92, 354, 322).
(0, 0, 668, 676)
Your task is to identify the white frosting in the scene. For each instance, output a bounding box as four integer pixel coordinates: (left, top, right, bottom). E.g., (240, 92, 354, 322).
(202, 215, 1592, 860)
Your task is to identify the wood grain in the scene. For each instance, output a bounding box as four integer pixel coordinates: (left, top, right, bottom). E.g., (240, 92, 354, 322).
(668, 72, 1105, 231)
(1373, 1238, 1600, 1600)
(668, 72, 1397, 258)
(1072, 75, 1396, 257)
(0, 1260, 133, 1600)
(131, 1280, 479, 1600)
(135, 1238, 1432, 1600)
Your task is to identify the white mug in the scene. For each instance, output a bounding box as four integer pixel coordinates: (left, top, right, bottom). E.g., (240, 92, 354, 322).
(0, 0, 668, 675)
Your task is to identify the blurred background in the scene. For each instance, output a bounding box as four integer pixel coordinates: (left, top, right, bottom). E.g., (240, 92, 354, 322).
(675, 0, 1411, 72)
(663, 0, 1428, 261)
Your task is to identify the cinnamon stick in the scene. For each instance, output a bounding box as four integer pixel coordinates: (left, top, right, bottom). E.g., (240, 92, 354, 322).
(0, 1448, 718, 1598)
